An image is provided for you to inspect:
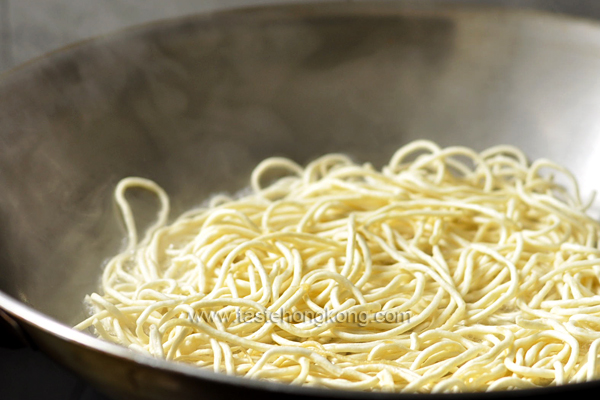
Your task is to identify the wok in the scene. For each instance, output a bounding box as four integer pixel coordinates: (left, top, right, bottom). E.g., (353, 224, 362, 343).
(1, 1, 600, 399)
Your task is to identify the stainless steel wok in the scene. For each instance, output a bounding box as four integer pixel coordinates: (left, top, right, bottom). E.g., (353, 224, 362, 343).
(1, 2, 600, 399)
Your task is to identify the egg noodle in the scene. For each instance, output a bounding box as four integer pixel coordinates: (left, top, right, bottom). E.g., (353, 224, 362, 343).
(76, 140, 600, 392)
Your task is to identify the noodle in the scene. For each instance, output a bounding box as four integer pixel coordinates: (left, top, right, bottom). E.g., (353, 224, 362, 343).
(76, 140, 600, 392)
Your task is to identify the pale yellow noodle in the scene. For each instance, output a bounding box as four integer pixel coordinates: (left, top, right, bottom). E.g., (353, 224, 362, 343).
(76, 140, 600, 392)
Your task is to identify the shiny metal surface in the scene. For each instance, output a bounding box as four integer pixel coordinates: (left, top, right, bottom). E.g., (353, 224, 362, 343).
(1, 2, 600, 398)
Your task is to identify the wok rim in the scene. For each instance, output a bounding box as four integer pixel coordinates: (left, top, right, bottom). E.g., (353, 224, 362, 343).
(1, 1, 600, 397)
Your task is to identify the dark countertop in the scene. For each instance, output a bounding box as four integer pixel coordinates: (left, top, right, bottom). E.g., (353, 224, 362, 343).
(0, 347, 108, 400)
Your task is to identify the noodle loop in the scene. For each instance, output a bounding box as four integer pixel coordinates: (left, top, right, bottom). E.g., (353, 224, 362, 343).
(77, 141, 600, 392)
